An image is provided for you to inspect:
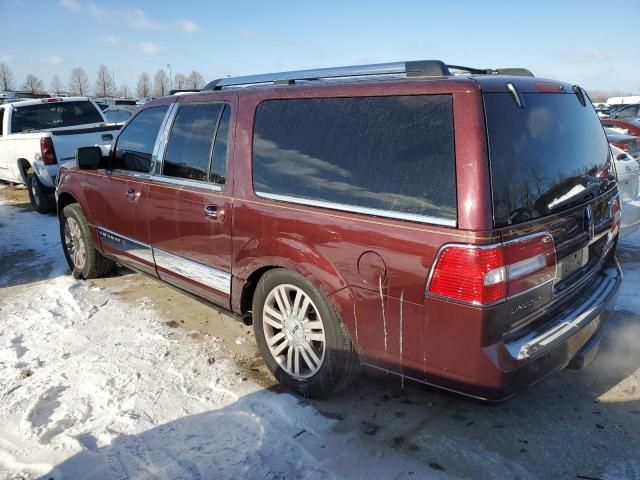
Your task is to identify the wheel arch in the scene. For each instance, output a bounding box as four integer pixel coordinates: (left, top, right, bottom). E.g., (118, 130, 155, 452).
(57, 191, 79, 214)
(17, 158, 31, 184)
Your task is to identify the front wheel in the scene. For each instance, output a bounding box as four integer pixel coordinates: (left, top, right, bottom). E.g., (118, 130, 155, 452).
(26, 169, 55, 214)
(252, 269, 360, 398)
(60, 204, 115, 279)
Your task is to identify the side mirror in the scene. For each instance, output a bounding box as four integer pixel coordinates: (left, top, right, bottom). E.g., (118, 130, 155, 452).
(76, 146, 102, 170)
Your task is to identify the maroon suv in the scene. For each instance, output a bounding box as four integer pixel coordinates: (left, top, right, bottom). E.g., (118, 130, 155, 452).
(56, 60, 622, 400)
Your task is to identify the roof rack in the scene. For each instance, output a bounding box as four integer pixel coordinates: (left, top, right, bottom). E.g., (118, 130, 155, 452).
(203, 60, 534, 91)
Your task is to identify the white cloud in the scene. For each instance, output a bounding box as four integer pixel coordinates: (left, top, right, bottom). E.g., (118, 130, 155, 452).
(60, 0, 81, 12)
(47, 55, 64, 65)
(86, 2, 110, 21)
(127, 7, 165, 30)
(561, 49, 613, 63)
(178, 19, 198, 33)
(0, 52, 12, 63)
(140, 42, 162, 55)
(99, 35, 119, 45)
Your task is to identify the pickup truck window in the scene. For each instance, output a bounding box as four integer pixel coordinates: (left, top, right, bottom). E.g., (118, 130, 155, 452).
(113, 105, 169, 173)
(0, 108, 3, 136)
(163, 103, 224, 182)
(11, 101, 104, 133)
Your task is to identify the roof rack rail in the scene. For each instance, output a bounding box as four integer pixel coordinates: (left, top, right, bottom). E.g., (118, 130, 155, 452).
(203, 60, 451, 90)
(169, 89, 200, 95)
(202, 60, 534, 90)
(447, 65, 534, 77)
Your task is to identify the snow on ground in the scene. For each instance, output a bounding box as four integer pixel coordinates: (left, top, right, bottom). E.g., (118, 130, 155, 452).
(0, 200, 453, 479)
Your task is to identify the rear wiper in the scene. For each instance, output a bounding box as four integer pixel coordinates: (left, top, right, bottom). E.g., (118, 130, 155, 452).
(548, 183, 600, 211)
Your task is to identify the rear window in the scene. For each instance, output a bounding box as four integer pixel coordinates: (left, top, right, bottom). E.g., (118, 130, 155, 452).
(252, 95, 456, 224)
(485, 93, 612, 227)
(11, 101, 103, 133)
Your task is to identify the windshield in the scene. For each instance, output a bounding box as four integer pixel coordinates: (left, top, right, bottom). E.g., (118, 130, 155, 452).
(485, 92, 613, 227)
(11, 101, 104, 133)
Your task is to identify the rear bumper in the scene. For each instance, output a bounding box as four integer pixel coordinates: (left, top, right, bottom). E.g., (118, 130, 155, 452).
(485, 262, 622, 400)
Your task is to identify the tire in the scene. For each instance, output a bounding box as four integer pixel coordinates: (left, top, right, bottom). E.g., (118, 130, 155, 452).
(26, 168, 56, 214)
(252, 269, 360, 398)
(60, 203, 115, 279)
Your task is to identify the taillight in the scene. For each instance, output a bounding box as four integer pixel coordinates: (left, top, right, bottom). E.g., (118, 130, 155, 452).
(427, 233, 556, 306)
(610, 195, 621, 235)
(40, 137, 57, 165)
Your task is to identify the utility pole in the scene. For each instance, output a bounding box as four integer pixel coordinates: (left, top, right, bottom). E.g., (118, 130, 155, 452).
(167, 64, 172, 91)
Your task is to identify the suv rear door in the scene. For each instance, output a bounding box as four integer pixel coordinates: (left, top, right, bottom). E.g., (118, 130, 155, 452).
(147, 96, 235, 307)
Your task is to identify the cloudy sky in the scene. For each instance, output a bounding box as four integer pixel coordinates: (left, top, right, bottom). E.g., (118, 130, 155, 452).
(0, 0, 638, 93)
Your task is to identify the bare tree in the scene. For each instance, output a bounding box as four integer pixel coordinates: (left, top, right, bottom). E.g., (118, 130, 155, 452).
(22, 74, 45, 94)
(173, 73, 187, 90)
(117, 83, 130, 99)
(136, 72, 152, 98)
(186, 70, 205, 90)
(94, 64, 116, 98)
(0, 63, 15, 91)
(153, 69, 170, 97)
(68, 67, 91, 96)
(50, 74, 64, 95)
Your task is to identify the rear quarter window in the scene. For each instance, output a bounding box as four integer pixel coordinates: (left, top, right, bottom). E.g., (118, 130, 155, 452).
(252, 95, 456, 224)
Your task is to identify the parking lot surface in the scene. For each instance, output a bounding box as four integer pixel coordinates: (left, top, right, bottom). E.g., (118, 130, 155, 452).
(1, 186, 639, 480)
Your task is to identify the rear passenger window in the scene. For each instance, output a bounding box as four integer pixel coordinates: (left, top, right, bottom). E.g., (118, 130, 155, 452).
(113, 105, 168, 173)
(163, 103, 224, 183)
(210, 105, 231, 185)
(253, 96, 456, 223)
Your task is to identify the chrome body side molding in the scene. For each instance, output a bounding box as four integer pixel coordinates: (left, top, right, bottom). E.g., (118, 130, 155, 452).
(97, 227, 155, 265)
(152, 248, 231, 295)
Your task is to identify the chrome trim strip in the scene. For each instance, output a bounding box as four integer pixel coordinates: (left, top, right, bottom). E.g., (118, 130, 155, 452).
(505, 266, 619, 360)
(152, 103, 178, 175)
(255, 192, 457, 227)
(152, 247, 231, 295)
(148, 175, 223, 192)
(97, 226, 155, 264)
(110, 170, 151, 180)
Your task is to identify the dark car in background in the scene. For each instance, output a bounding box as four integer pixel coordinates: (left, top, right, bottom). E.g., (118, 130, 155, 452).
(604, 127, 640, 159)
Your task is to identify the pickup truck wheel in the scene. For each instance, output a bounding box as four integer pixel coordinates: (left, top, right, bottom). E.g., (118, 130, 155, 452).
(60, 204, 115, 279)
(252, 269, 360, 398)
(26, 169, 55, 214)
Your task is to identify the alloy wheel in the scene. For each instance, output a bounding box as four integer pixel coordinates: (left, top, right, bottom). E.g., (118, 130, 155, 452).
(64, 217, 86, 270)
(262, 284, 326, 379)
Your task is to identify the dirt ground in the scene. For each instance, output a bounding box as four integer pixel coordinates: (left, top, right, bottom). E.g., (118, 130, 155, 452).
(2, 184, 639, 479)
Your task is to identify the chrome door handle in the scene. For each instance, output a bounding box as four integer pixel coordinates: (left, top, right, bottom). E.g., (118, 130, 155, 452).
(204, 205, 225, 222)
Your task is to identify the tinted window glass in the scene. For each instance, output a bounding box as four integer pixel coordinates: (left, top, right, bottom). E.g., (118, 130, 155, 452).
(485, 93, 612, 227)
(105, 109, 133, 123)
(163, 103, 223, 182)
(0, 108, 4, 136)
(253, 96, 456, 221)
(617, 105, 638, 118)
(210, 104, 230, 185)
(113, 105, 168, 172)
(11, 101, 104, 133)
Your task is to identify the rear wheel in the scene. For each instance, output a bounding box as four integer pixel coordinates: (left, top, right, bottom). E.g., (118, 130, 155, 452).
(252, 269, 360, 398)
(26, 169, 55, 214)
(60, 204, 115, 279)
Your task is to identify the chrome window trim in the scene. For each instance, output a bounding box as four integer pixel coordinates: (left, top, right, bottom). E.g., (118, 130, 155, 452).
(153, 247, 231, 295)
(110, 170, 151, 180)
(152, 102, 179, 175)
(255, 192, 457, 227)
(97, 226, 155, 264)
(148, 175, 223, 192)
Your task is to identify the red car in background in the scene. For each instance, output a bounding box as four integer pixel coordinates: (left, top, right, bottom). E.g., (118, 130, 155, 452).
(601, 118, 640, 137)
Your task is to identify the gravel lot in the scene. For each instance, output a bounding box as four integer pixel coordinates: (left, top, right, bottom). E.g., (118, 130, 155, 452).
(1, 185, 638, 480)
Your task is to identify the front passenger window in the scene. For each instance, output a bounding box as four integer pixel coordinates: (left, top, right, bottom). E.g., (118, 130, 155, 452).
(113, 105, 168, 173)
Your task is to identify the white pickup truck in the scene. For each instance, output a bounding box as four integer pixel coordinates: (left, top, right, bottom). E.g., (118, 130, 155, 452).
(0, 97, 121, 212)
